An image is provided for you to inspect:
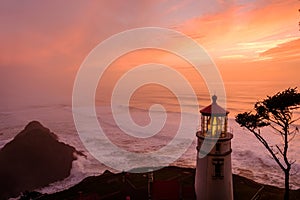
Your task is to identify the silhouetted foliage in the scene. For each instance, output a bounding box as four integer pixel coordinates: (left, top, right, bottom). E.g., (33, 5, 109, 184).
(236, 88, 300, 200)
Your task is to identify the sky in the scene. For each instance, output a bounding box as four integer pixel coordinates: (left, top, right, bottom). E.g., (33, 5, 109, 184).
(0, 0, 299, 108)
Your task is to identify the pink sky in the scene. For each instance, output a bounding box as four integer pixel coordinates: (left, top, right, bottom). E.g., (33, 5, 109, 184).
(0, 0, 299, 108)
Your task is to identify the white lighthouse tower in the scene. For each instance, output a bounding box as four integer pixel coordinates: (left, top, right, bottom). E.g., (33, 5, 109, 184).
(195, 95, 233, 200)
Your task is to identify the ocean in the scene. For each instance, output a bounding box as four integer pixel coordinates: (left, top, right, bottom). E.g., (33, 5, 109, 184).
(0, 80, 299, 195)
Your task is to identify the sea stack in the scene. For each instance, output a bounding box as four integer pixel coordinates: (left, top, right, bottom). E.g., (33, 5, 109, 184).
(0, 121, 80, 199)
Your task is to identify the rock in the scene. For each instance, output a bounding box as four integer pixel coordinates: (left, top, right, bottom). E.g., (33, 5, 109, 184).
(0, 121, 81, 199)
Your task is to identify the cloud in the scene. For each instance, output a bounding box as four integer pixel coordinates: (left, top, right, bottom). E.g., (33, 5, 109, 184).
(0, 0, 172, 69)
(177, 0, 299, 61)
(0, 0, 298, 107)
(2, 0, 297, 69)
(0, 0, 201, 107)
(259, 38, 300, 61)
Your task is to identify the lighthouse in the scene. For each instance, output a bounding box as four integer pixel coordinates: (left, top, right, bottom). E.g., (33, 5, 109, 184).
(195, 95, 233, 200)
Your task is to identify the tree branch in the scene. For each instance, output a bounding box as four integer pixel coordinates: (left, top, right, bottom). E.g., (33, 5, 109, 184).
(269, 123, 285, 135)
(247, 128, 286, 172)
(289, 116, 300, 125)
(276, 145, 284, 156)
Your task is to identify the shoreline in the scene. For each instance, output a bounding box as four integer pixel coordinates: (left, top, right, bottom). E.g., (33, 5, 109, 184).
(22, 166, 300, 200)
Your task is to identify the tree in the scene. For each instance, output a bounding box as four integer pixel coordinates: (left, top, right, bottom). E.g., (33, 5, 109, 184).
(235, 88, 300, 200)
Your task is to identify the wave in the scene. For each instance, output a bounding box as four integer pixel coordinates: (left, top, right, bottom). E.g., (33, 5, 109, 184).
(1, 86, 300, 194)
(114, 104, 198, 114)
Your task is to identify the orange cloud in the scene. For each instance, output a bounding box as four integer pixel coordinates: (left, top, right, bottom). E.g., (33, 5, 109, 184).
(178, 0, 299, 61)
(259, 38, 300, 61)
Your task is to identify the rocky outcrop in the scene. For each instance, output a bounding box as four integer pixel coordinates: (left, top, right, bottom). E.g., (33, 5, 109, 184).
(0, 121, 81, 199)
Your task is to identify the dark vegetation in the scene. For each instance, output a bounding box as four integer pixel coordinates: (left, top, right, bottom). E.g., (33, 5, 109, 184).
(21, 166, 300, 200)
(236, 88, 300, 200)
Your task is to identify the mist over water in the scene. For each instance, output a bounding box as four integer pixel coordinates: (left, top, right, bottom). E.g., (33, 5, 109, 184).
(0, 80, 299, 194)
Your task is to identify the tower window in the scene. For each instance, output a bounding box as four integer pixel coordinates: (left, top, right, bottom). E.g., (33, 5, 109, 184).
(212, 159, 224, 179)
(215, 143, 221, 153)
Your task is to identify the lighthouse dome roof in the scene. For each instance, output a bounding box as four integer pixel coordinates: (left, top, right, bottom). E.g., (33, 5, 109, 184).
(200, 95, 229, 116)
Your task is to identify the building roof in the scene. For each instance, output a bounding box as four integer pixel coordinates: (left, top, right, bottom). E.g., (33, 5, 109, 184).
(152, 180, 180, 199)
(200, 95, 229, 116)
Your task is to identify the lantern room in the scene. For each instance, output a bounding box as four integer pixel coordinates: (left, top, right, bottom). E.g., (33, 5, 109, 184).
(199, 95, 229, 138)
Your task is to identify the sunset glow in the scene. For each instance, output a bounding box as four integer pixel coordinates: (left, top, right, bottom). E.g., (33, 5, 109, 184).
(1, 1, 300, 196)
(0, 0, 299, 107)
